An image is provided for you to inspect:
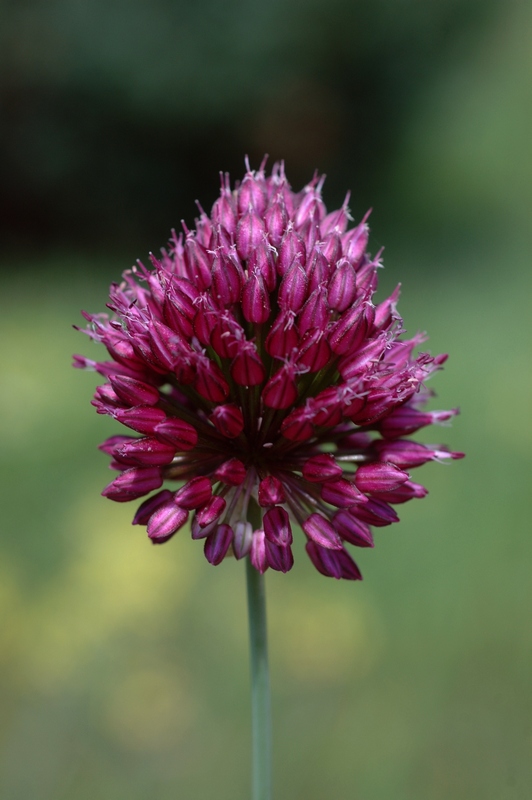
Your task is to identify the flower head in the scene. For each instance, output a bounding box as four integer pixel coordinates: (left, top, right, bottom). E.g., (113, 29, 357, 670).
(75, 159, 463, 580)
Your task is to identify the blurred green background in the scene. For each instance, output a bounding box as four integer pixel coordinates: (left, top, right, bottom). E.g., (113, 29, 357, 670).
(1, 1, 531, 798)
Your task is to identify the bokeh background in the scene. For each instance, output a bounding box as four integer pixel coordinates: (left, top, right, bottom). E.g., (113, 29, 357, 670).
(1, 1, 531, 798)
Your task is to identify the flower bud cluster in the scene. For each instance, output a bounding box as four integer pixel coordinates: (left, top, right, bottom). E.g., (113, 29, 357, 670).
(75, 159, 463, 580)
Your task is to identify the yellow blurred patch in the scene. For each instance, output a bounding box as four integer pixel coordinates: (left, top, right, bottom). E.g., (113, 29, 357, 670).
(16, 493, 199, 691)
(103, 666, 198, 752)
(269, 585, 385, 685)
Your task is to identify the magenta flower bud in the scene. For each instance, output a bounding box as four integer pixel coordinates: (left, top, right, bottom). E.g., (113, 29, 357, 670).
(196, 494, 227, 527)
(353, 498, 399, 526)
(109, 375, 160, 406)
(370, 480, 428, 504)
(77, 159, 462, 578)
(350, 389, 397, 426)
(374, 440, 465, 468)
(102, 466, 163, 501)
(294, 181, 326, 228)
(194, 205, 213, 248)
(278, 259, 308, 313)
(341, 395, 366, 422)
(262, 365, 298, 409)
(277, 225, 306, 276)
(231, 341, 266, 386)
(299, 213, 320, 252)
(321, 192, 351, 235)
(147, 502, 189, 544)
(209, 403, 245, 438)
(210, 313, 244, 358)
(211, 173, 237, 234)
(258, 475, 286, 506)
(298, 286, 329, 333)
(194, 356, 230, 403)
(302, 453, 343, 483)
(332, 510, 374, 547)
(328, 297, 369, 355)
(116, 437, 177, 466)
(321, 478, 365, 508)
(377, 406, 459, 438)
(92, 384, 123, 413)
(98, 435, 134, 457)
(237, 169, 267, 216)
(132, 489, 175, 525)
(192, 299, 218, 346)
(250, 529, 269, 574)
(338, 333, 388, 381)
(153, 418, 198, 450)
(105, 339, 144, 370)
(248, 241, 277, 292)
(263, 506, 292, 546)
(214, 458, 247, 486)
(385, 333, 426, 369)
(148, 320, 185, 371)
(264, 310, 299, 358)
(328, 259, 358, 312)
(264, 195, 288, 247)
(236, 209, 266, 260)
(354, 462, 409, 493)
(321, 230, 343, 265)
(280, 407, 315, 442)
(305, 541, 362, 580)
(242, 271, 271, 324)
(311, 387, 344, 427)
(296, 328, 331, 373)
(191, 515, 217, 540)
(265, 539, 294, 573)
(373, 284, 401, 331)
(268, 167, 294, 213)
(306, 248, 332, 291)
(125, 336, 158, 372)
(342, 212, 370, 266)
(356, 258, 379, 294)
(211, 250, 244, 305)
(204, 523, 234, 565)
(302, 513, 343, 549)
(174, 476, 212, 509)
(73, 354, 96, 371)
(210, 218, 234, 249)
(167, 274, 200, 308)
(114, 405, 167, 435)
(183, 232, 212, 289)
(233, 521, 253, 559)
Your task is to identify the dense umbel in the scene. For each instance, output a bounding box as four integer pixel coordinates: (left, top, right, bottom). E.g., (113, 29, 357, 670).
(75, 160, 462, 579)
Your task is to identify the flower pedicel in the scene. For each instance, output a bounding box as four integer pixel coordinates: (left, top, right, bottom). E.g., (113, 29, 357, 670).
(75, 158, 463, 580)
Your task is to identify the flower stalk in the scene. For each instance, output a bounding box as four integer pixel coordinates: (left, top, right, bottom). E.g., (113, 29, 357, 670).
(246, 550, 272, 800)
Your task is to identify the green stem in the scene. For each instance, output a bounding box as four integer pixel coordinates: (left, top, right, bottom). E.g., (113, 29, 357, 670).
(246, 556, 272, 800)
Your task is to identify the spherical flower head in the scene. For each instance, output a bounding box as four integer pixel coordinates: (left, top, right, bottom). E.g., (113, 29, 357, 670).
(74, 158, 463, 580)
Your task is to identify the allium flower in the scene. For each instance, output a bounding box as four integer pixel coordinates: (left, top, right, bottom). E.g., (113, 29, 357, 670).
(74, 158, 463, 580)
